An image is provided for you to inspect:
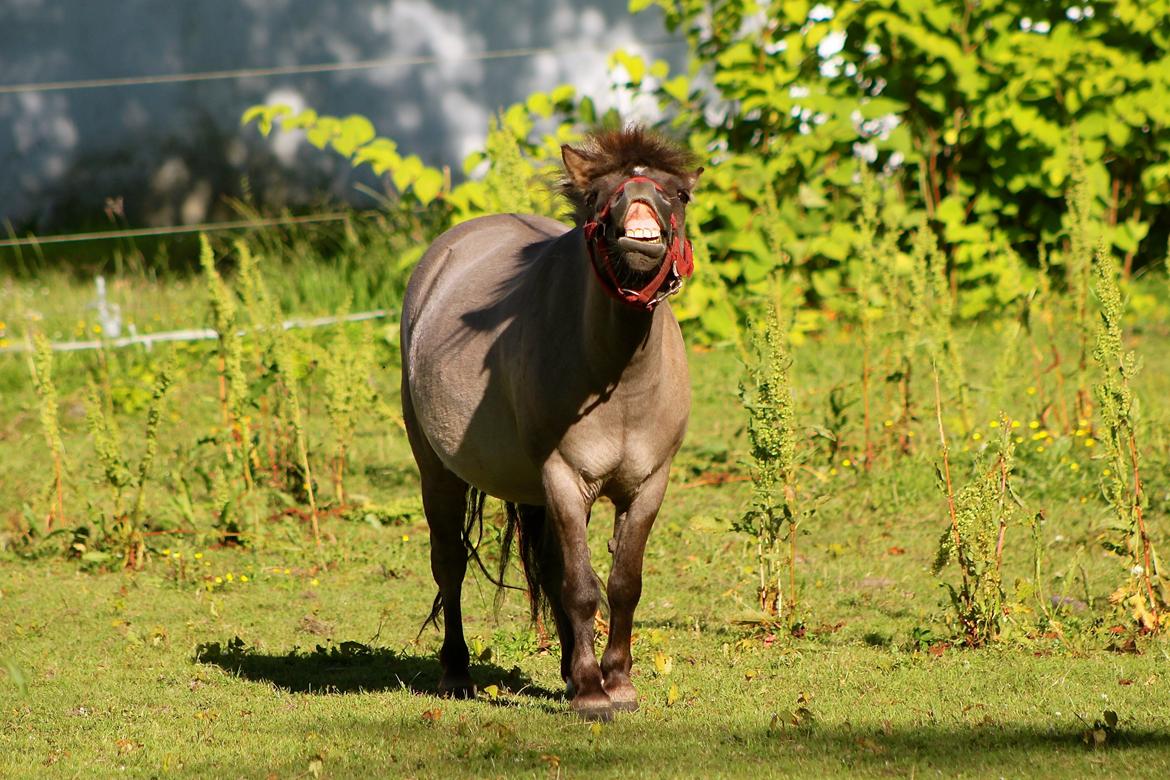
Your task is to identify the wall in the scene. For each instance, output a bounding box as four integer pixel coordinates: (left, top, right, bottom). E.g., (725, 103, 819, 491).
(0, 0, 684, 232)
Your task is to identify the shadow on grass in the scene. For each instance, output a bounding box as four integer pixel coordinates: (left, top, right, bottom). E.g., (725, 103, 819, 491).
(207, 718, 1170, 778)
(194, 636, 561, 703)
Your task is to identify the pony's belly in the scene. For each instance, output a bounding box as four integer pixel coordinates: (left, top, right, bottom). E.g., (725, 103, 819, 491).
(409, 363, 545, 505)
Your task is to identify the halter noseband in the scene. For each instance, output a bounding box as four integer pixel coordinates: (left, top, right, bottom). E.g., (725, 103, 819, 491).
(582, 176, 695, 311)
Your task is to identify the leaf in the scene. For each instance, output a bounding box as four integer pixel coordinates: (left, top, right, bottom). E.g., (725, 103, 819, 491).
(332, 114, 376, 158)
(667, 682, 680, 705)
(411, 167, 444, 205)
(3, 658, 28, 695)
(482, 684, 500, 700)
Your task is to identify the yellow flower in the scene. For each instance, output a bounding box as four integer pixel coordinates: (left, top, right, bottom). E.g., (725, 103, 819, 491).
(1031, 432, 1047, 441)
(989, 420, 1000, 429)
(225, 572, 234, 582)
(240, 575, 249, 583)
(842, 458, 852, 467)
(194, 552, 203, 560)
(883, 419, 893, 428)
(1036, 446, 1046, 453)
(401, 535, 410, 543)
(163, 548, 171, 556)
(214, 576, 223, 584)
(1028, 421, 1040, 430)
(310, 578, 320, 586)
(1084, 438, 1096, 448)
(1069, 463, 1080, 472)
(1026, 386, 1038, 396)
(284, 568, 292, 575)
(1103, 468, 1112, 477)
(1010, 420, 1021, 429)
(92, 324, 102, 334)
(829, 468, 839, 476)
(972, 432, 983, 441)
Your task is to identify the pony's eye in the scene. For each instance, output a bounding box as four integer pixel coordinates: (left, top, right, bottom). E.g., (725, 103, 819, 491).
(677, 190, 691, 204)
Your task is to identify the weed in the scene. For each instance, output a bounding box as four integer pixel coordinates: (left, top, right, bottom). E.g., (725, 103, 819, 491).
(26, 332, 66, 532)
(1091, 244, 1166, 629)
(737, 301, 806, 618)
(933, 393, 1019, 645)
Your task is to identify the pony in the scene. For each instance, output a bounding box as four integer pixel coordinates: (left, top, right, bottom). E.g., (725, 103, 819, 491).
(400, 126, 702, 720)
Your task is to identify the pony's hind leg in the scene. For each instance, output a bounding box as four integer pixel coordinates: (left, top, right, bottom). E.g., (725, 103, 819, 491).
(403, 388, 476, 698)
(423, 475, 476, 697)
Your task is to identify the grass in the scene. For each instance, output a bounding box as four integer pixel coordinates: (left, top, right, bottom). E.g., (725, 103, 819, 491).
(3, 263, 1170, 777)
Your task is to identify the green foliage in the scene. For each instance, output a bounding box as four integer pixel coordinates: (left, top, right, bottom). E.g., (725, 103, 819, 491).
(635, 0, 1170, 277)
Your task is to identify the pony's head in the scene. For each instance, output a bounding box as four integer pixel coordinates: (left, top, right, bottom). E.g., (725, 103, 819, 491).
(561, 127, 703, 309)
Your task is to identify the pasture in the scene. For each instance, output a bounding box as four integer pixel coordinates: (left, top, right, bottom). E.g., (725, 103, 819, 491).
(3, 249, 1170, 778)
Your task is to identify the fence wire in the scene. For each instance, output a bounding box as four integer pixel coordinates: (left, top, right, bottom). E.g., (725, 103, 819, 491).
(0, 310, 390, 354)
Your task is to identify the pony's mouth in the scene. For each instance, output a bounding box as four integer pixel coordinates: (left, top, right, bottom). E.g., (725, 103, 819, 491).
(620, 201, 663, 243)
(614, 200, 667, 271)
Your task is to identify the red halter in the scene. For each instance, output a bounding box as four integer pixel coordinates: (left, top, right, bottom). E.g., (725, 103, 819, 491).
(582, 176, 694, 311)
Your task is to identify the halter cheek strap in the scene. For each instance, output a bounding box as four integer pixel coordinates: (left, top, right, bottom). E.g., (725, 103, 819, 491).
(582, 177, 695, 311)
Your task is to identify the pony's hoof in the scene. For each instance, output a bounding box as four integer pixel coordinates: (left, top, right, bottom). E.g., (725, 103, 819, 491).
(570, 693, 614, 722)
(438, 677, 477, 700)
(604, 681, 639, 712)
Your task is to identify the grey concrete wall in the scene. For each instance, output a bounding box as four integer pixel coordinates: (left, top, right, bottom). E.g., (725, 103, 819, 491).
(0, 0, 685, 233)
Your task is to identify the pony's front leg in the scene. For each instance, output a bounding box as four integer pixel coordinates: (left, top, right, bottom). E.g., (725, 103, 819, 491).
(600, 465, 669, 712)
(543, 460, 612, 721)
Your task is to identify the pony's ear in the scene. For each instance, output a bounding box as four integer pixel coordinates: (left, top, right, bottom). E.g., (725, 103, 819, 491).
(683, 166, 704, 192)
(561, 144, 593, 190)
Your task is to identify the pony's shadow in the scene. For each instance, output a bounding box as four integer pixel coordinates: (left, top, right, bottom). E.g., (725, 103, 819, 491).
(194, 637, 562, 706)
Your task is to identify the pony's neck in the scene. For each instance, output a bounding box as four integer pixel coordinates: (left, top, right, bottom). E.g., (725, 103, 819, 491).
(575, 230, 667, 384)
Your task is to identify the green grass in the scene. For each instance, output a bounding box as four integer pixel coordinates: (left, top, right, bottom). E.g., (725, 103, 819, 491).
(4, 266, 1170, 777)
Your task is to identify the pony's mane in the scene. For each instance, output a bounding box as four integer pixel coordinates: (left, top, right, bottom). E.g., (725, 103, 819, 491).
(561, 126, 698, 219)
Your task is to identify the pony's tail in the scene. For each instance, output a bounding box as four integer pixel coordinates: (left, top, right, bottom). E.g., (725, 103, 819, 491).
(500, 502, 550, 622)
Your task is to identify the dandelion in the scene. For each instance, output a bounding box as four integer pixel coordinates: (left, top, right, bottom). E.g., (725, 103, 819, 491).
(225, 572, 234, 582)
(883, 419, 894, 428)
(1010, 420, 1021, 429)
(214, 576, 223, 584)
(284, 568, 291, 575)
(842, 458, 853, 467)
(989, 420, 1000, 429)
(972, 432, 983, 441)
(92, 324, 102, 335)
(1070, 463, 1080, 472)
(310, 578, 320, 586)
(1103, 468, 1112, 476)
(172, 552, 181, 559)
(1031, 432, 1047, 441)
(1084, 438, 1096, 447)
(1036, 446, 1046, 453)
(163, 548, 171, 556)
(401, 535, 410, 543)
(240, 575, 249, 583)
(1028, 421, 1040, 429)
(1026, 386, 1038, 396)
(194, 552, 203, 560)
(829, 468, 839, 476)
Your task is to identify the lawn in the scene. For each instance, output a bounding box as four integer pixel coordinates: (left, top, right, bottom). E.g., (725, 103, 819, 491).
(3, 266, 1170, 778)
